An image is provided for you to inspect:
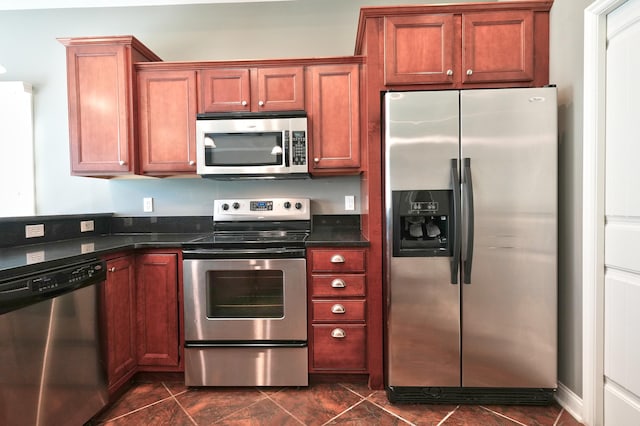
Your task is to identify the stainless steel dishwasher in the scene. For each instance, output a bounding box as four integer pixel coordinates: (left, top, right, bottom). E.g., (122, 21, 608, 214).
(0, 258, 108, 426)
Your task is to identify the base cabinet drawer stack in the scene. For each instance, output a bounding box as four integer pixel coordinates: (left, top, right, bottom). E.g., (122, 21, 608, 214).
(308, 248, 367, 372)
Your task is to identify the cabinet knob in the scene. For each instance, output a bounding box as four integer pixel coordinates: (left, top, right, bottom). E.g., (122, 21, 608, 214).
(331, 304, 346, 314)
(241, 100, 248, 106)
(189, 160, 195, 166)
(446, 69, 453, 76)
(330, 254, 345, 264)
(313, 158, 320, 163)
(109, 266, 116, 273)
(258, 100, 265, 107)
(331, 278, 346, 288)
(466, 69, 473, 76)
(118, 160, 126, 166)
(331, 328, 346, 339)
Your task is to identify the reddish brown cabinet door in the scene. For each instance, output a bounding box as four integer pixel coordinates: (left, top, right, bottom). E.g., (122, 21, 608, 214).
(255, 67, 305, 111)
(101, 254, 137, 394)
(384, 14, 457, 86)
(59, 36, 160, 176)
(462, 10, 534, 84)
(200, 67, 304, 112)
(135, 252, 181, 370)
(138, 70, 198, 175)
(307, 247, 368, 373)
(307, 64, 361, 174)
(199, 68, 251, 112)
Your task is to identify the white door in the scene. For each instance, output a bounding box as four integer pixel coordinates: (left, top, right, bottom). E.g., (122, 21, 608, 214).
(603, 0, 640, 423)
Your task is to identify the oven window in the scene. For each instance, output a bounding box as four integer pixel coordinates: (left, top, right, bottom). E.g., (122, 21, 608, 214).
(206, 270, 284, 318)
(204, 132, 283, 167)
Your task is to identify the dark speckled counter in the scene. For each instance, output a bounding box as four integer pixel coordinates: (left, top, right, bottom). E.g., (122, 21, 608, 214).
(0, 233, 207, 281)
(306, 215, 369, 247)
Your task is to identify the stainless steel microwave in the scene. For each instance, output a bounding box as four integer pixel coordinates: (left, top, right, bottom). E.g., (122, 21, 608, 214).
(195, 111, 308, 178)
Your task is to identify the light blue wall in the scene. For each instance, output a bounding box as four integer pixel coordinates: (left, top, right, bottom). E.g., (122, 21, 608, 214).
(0, 0, 476, 217)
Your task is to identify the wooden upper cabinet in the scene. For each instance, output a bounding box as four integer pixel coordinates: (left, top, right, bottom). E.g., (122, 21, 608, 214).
(138, 69, 197, 175)
(58, 36, 161, 176)
(307, 63, 361, 174)
(383, 9, 540, 87)
(462, 10, 534, 84)
(384, 14, 457, 86)
(199, 66, 304, 113)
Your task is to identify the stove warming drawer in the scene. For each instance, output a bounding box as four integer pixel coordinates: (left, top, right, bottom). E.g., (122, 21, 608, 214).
(185, 345, 308, 387)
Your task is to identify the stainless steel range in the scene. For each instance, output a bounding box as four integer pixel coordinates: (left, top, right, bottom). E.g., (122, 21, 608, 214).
(182, 198, 310, 387)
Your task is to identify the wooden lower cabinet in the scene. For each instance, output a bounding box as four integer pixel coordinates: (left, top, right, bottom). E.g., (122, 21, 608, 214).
(135, 251, 182, 370)
(101, 250, 183, 396)
(307, 247, 368, 373)
(101, 253, 137, 395)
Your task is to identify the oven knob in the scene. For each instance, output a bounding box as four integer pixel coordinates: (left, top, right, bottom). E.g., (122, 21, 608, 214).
(222, 203, 229, 211)
(295, 202, 302, 210)
(233, 202, 240, 209)
(284, 201, 291, 209)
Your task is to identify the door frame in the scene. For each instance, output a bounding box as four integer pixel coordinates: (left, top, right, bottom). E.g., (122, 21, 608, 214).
(583, 1, 631, 425)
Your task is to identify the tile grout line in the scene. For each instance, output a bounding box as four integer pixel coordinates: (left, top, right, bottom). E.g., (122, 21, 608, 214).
(99, 391, 178, 423)
(321, 398, 369, 426)
(552, 408, 565, 426)
(208, 389, 271, 425)
(436, 405, 460, 426)
(162, 382, 198, 426)
(480, 406, 528, 426)
(361, 393, 417, 425)
(260, 388, 307, 426)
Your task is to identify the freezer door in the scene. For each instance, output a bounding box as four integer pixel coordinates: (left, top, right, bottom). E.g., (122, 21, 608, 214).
(459, 88, 557, 388)
(384, 91, 460, 191)
(384, 91, 461, 387)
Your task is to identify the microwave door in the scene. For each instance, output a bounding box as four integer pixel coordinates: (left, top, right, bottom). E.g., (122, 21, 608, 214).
(204, 132, 284, 168)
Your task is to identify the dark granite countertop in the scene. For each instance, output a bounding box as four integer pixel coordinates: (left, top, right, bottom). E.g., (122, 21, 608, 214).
(306, 214, 369, 247)
(0, 214, 368, 281)
(0, 233, 206, 281)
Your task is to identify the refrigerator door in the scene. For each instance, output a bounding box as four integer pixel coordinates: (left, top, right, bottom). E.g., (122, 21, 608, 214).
(384, 91, 461, 387)
(459, 88, 557, 388)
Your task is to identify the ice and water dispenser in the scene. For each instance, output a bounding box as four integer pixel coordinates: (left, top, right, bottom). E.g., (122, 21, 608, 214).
(392, 190, 453, 257)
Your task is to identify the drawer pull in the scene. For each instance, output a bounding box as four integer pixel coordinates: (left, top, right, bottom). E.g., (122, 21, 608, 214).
(331, 278, 346, 288)
(330, 254, 345, 263)
(331, 328, 346, 339)
(331, 304, 346, 314)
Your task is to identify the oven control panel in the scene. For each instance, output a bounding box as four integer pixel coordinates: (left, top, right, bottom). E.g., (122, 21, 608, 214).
(214, 198, 310, 221)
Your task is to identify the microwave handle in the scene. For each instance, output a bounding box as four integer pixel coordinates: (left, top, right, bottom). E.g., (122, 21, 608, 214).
(284, 134, 290, 167)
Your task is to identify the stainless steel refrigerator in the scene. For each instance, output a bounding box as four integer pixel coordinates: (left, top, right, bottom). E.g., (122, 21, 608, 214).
(384, 88, 557, 404)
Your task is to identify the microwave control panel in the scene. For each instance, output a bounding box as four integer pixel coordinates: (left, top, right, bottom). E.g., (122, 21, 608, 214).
(291, 131, 307, 165)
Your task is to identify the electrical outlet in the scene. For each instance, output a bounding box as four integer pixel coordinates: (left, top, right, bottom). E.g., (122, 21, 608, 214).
(345, 195, 355, 211)
(143, 197, 154, 212)
(80, 220, 94, 232)
(25, 224, 44, 238)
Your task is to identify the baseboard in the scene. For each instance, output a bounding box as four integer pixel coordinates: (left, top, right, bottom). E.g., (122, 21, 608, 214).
(555, 381, 584, 423)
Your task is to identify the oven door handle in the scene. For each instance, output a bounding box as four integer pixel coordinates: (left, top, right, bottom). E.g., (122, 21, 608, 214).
(182, 248, 306, 259)
(185, 341, 307, 348)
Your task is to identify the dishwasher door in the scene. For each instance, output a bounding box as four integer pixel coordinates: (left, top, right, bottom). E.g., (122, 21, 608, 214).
(0, 281, 108, 425)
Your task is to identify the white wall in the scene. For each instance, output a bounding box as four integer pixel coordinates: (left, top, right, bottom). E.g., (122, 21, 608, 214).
(548, 0, 594, 399)
(0, 0, 586, 402)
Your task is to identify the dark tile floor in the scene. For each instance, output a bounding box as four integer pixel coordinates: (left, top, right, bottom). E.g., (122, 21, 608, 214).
(95, 376, 584, 426)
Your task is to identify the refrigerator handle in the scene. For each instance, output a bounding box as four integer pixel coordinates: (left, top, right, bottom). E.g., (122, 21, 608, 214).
(450, 159, 461, 284)
(463, 157, 475, 284)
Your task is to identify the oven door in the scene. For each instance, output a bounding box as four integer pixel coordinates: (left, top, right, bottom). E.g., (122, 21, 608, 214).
(183, 256, 306, 342)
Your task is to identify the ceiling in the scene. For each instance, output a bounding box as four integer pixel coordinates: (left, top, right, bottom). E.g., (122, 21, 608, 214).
(0, 0, 293, 10)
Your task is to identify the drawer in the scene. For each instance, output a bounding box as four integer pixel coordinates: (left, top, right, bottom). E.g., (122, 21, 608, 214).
(312, 324, 366, 371)
(310, 274, 365, 297)
(312, 300, 366, 322)
(310, 249, 366, 273)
